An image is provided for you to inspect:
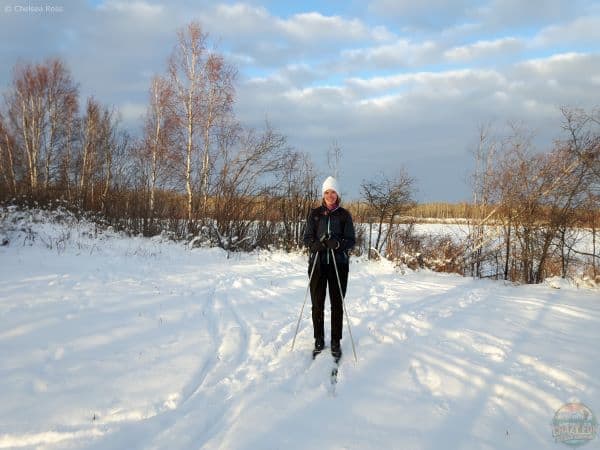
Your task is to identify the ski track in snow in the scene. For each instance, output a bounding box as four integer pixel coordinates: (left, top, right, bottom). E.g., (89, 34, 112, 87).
(0, 221, 599, 450)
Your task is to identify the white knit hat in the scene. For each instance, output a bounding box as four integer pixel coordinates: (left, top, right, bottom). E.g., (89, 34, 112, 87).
(322, 176, 340, 196)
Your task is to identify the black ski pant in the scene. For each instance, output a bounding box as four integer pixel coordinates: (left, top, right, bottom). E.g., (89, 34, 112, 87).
(309, 260, 348, 343)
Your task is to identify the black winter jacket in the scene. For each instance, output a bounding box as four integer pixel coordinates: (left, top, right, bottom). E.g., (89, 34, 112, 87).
(303, 205, 356, 267)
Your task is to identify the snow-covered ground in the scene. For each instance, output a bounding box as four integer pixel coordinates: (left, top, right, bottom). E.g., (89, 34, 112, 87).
(1, 209, 599, 449)
(410, 222, 597, 256)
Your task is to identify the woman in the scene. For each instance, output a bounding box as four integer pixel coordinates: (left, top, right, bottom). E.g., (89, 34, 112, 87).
(303, 176, 356, 360)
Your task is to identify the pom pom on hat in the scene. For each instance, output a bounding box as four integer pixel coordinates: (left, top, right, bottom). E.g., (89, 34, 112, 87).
(322, 176, 340, 196)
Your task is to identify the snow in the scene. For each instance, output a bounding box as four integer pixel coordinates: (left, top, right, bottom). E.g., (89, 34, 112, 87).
(1, 209, 599, 449)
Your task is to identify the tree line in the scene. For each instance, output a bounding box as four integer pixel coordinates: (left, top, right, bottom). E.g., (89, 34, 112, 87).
(464, 112, 600, 283)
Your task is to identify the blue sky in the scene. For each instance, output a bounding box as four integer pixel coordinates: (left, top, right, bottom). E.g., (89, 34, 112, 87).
(1, 0, 599, 201)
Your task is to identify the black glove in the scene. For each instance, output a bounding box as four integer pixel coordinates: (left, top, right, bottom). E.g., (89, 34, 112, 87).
(310, 240, 326, 252)
(324, 238, 340, 250)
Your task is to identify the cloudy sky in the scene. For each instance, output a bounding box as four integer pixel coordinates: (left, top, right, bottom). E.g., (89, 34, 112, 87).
(1, 0, 599, 201)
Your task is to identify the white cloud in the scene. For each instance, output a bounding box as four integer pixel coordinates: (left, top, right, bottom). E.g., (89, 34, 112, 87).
(515, 52, 593, 75)
(357, 93, 401, 108)
(211, 3, 272, 36)
(346, 69, 506, 96)
(534, 16, 600, 47)
(245, 63, 325, 89)
(341, 39, 441, 69)
(198, 3, 398, 69)
(279, 12, 370, 43)
(283, 85, 347, 103)
(368, 0, 476, 29)
(473, 0, 584, 29)
(97, 0, 165, 18)
(444, 37, 523, 62)
(372, 26, 396, 42)
(211, 3, 383, 45)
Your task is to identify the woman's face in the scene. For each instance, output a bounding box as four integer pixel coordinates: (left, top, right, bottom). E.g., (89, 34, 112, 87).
(323, 189, 338, 207)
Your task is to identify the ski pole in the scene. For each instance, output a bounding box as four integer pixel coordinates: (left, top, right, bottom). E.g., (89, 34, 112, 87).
(331, 248, 358, 363)
(290, 251, 319, 351)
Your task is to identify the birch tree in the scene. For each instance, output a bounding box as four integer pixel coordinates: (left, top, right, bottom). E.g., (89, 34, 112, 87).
(167, 21, 236, 230)
(143, 75, 176, 226)
(0, 113, 18, 196)
(4, 58, 78, 194)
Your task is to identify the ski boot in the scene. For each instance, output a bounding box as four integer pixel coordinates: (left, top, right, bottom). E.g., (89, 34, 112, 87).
(312, 337, 325, 359)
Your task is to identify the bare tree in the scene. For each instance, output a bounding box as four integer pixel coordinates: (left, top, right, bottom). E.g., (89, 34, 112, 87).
(467, 124, 497, 277)
(210, 123, 287, 250)
(494, 136, 556, 283)
(99, 112, 120, 214)
(76, 98, 120, 211)
(6, 62, 46, 193)
(0, 113, 18, 196)
(277, 150, 319, 250)
(167, 21, 236, 230)
(142, 75, 177, 229)
(4, 58, 78, 195)
(57, 91, 79, 200)
(560, 107, 600, 197)
(200, 52, 236, 217)
(361, 171, 415, 258)
(474, 114, 598, 283)
(78, 98, 101, 206)
(554, 107, 600, 276)
(43, 59, 79, 192)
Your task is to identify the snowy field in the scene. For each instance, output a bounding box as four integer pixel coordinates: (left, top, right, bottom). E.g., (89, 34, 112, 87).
(411, 222, 597, 256)
(1, 209, 599, 449)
